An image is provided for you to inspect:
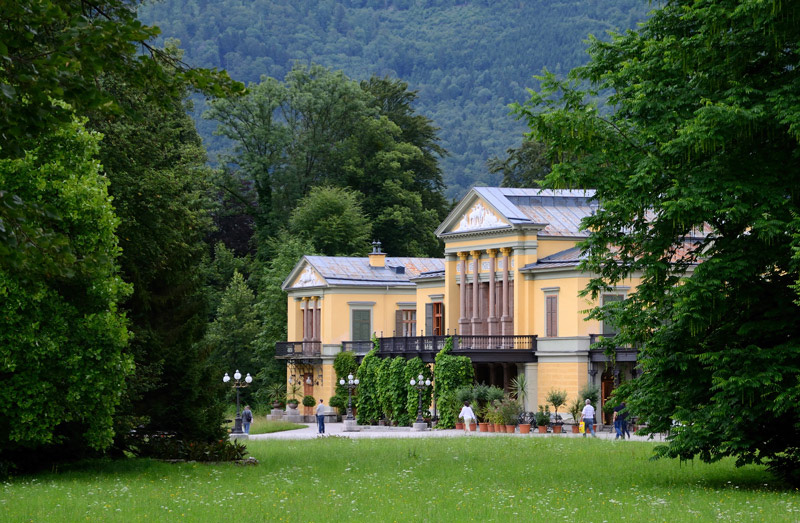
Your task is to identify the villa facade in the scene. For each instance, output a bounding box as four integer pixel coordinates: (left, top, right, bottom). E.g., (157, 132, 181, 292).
(277, 187, 642, 420)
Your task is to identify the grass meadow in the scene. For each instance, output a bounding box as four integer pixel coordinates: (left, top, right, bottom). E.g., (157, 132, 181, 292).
(2, 436, 798, 522)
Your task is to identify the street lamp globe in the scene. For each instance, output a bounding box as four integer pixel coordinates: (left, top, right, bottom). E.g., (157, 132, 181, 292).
(245, 373, 253, 384)
(339, 378, 345, 386)
(234, 370, 241, 380)
(223, 373, 230, 383)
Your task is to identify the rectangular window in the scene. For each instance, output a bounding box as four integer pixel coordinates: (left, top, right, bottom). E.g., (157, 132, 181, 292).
(602, 294, 624, 336)
(352, 309, 371, 341)
(401, 310, 416, 337)
(545, 295, 558, 337)
(432, 302, 444, 336)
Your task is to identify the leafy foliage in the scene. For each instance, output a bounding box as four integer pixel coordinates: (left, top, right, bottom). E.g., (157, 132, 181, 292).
(404, 357, 432, 422)
(205, 64, 447, 256)
(356, 340, 382, 424)
(516, 0, 800, 485)
(140, 0, 649, 199)
(0, 119, 132, 467)
(289, 186, 372, 256)
(433, 337, 474, 428)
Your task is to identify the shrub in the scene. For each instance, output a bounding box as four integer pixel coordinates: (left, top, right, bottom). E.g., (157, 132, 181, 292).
(302, 395, 316, 408)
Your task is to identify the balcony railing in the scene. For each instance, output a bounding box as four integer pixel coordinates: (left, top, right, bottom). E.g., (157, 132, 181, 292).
(341, 340, 374, 355)
(379, 335, 536, 354)
(275, 341, 321, 358)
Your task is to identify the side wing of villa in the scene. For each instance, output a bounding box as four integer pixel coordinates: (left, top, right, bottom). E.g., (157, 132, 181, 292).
(277, 187, 642, 421)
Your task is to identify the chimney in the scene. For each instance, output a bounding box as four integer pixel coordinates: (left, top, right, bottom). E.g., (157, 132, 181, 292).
(369, 240, 385, 268)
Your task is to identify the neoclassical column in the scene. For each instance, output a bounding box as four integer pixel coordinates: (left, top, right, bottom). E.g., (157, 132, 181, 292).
(458, 252, 470, 334)
(312, 296, 321, 342)
(470, 250, 481, 336)
(500, 247, 512, 335)
(301, 297, 310, 341)
(486, 249, 498, 335)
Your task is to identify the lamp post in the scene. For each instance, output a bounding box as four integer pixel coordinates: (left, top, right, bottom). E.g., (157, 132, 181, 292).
(339, 373, 359, 420)
(410, 373, 431, 424)
(223, 370, 252, 434)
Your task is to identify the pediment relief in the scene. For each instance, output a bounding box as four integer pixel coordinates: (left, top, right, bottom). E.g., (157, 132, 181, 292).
(452, 201, 507, 232)
(291, 265, 323, 288)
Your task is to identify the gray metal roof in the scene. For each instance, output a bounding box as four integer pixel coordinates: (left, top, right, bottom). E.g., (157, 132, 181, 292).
(464, 187, 598, 236)
(304, 256, 444, 287)
(520, 246, 584, 271)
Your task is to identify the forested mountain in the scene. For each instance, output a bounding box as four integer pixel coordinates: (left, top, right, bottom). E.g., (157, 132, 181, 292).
(139, 0, 651, 199)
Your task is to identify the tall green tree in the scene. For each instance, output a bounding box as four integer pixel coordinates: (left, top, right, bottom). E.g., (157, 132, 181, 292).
(205, 64, 447, 257)
(289, 186, 372, 256)
(488, 140, 550, 188)
(87, 65, 225, 443)
(515, 0, 800, 484)
(0, 118, 131, 469)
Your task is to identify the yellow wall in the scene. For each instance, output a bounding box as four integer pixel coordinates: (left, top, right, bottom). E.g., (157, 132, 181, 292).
(536, 361, 588, 415)
(536, 237, 580, 259)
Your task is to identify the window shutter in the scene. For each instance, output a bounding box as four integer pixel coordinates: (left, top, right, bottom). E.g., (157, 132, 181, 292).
(426, 303, 433, 336)
(352, 310, 371, 340)
(546, 295, 557, 337)
(395, 310, 403, 336)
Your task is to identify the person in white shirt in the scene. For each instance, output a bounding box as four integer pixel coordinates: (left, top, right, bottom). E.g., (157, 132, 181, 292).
(581, 399, 596, 437)
(458, 401, 476, 434)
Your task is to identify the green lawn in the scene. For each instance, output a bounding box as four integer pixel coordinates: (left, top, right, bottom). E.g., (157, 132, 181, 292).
(2, 438, 798, 521)
(223, 417, 307, 435)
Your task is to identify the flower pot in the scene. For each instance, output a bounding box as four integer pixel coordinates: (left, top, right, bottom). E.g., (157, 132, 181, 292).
(552, 425, 562, 434)
(537, 425, 547, 433)
(488, 423, 495, 433)
(469, 422, 477, 432)
(479, 422, 489, 432)
(518, 423, 531, 434)
(571, 424, 580, 434)
(505, 424, 515, 433)
(455, 422, 464, 430)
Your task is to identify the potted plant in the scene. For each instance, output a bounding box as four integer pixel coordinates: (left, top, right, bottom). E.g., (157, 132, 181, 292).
(287, 382, 302, 409)
(568, 398, 582, 433)
(302, 395, 316, 408)
(265, 382, 287, 410)
(456, 416, 465, 431)
(518, 411, 534, 434)
(535, 405, 551, 433)
(498, 397, 521, 433)
(546, 389, 567, 433)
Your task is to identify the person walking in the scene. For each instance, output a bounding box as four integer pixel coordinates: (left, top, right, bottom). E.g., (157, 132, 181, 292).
(613, 402, 628, 440)
(458, 401, 476, 434)
(581, 399, 596, 437)
(315, 398, 326, 435)
(242, 405, 253, 435)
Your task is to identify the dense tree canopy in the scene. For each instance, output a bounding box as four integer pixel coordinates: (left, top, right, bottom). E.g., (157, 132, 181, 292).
(0, 118, 131, 465)
(206, 64, 447, 257)
(139, 0, 650, 198)
(516, 0, 800, 484)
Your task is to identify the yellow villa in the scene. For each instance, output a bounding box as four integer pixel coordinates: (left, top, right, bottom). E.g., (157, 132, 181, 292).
(277, 187, 641, 423)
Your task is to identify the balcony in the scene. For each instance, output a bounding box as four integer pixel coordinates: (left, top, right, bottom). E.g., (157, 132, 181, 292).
(588, 334, 638, 362)
(275, 341, 321, 359)
(378, 335, 537, 363)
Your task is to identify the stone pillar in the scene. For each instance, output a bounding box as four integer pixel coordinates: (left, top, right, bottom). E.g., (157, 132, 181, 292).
(458, 252, 469, 334)
(470, 250, 481, 336)
(313, 296, 321, 342)
(487, 249, 498, 335)
(301, 297, 309, 341)
(500, 247, 512, 336)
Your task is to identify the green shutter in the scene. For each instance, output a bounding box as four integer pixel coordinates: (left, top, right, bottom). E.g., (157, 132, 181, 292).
(352, 309, 371, 340)
(425, 303, 433, 336)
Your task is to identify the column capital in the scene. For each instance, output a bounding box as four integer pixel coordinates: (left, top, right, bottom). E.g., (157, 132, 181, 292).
(470, 250, 481, 258)
(457, 251, 469, 260)
(301, 296, 310, 302)
(486, 248, 497, 258)
(499, 247, 512, 256)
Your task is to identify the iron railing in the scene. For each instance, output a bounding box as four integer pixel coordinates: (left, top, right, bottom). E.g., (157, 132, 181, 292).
(341, 340, 374, 355)
(275, 341, 321, 358)
(379, 335, 536, 353)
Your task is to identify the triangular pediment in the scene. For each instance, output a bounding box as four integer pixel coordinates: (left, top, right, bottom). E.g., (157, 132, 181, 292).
(436, 191, 511, 237)
(282, 258, 328, 291)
